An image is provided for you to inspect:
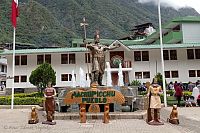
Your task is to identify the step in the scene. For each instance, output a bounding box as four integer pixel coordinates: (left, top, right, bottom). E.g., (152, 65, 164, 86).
(53, 110, 147, 120)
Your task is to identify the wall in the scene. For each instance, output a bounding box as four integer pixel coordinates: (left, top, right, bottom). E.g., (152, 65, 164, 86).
(182, 23, 200, 43)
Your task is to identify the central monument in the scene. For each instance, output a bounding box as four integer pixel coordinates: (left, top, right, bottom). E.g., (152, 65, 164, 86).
(80, 17, 120, 86)
(86, 30, 120, 86)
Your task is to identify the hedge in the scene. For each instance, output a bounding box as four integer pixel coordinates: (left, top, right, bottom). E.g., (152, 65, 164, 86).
(0, 97, 44, 105)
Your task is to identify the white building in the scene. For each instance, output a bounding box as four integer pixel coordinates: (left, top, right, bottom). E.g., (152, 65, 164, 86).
(0, 57, 7, 85)
(1, 16, 200, 89)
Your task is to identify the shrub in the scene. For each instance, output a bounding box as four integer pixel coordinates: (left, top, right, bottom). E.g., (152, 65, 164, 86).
(183, 91, 192, 96)
(166, 90, 175, 96)
(130, 80, 141, 86)
(0, 97, 44, 105)
(139, 91, 147, 96)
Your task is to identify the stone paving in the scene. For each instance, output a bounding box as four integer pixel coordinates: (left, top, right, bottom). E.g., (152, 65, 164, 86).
(161, 107, 200, 133)
(1, 108, 199, 133)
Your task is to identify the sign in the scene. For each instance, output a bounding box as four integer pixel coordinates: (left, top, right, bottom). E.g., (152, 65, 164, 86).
(64, 87, 125, 105)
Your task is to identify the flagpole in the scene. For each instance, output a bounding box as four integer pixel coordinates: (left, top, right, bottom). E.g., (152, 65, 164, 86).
(11, 27, 16, 109)
(158, 0, 167, 107)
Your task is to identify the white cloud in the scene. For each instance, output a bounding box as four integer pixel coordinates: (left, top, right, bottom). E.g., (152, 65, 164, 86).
(138, 0, 200, 14)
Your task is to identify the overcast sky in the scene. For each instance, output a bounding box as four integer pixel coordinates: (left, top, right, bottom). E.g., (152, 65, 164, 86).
(138, 0, 200, 14)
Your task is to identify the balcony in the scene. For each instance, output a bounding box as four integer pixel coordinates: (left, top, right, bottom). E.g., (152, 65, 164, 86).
(106, 60, 132, 72)
(163, 31, 183, 44)
(122, 61, 132, 68)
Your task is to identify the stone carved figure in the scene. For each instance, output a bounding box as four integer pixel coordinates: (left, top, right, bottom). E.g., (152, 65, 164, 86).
(167, 105, 179, 124)
(103, 104, 110, 124)
(147, 78, 164, 125)
(79, 107, 86, 123)
(42, 82, 56, 125)
(86, 30, 120, 86)
(28, 106, 39, 124)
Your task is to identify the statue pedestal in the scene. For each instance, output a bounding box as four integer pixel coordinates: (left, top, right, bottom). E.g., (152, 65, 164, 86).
(147, 120, 164, 125)
(42, 121, 56, 125)
(167, 118, 179, 125)
(28, 120, 38, 124)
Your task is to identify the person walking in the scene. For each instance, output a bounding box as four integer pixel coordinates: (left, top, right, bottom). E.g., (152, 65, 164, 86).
(175, 83, 183, 107)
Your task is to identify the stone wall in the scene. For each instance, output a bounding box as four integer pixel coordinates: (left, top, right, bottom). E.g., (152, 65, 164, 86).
(135, 96, 148, 110)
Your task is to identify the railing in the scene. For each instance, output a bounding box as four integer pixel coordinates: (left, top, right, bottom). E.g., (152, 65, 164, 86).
(110, 60, 132, 68)
(122, 61, 132, 68)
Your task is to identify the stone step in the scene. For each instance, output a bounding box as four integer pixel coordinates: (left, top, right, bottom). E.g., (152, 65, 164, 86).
(53, 110, 147, 120)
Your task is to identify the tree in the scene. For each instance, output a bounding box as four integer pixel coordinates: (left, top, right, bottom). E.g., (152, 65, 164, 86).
(154, 72, 167, 87)
(29, 62, 56, 92)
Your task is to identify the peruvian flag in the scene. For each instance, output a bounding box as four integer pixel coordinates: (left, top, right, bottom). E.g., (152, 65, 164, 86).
(11, 0, 19, 28)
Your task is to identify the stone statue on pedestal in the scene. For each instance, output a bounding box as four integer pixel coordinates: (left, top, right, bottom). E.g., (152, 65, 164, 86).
(167, 105, 179, 124)
(79, 107, 86, 123)
(28, 106, 39, 124)
(86, 30, 120, 86)
(42, 82, 56, 125)
(103, 104, 110, 124)
(147, 78, 164, 125)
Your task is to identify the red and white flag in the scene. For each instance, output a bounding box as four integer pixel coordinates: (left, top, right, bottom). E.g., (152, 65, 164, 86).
(11, 0, 18, 28)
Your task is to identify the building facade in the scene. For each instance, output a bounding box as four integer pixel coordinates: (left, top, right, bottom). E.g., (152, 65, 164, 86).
(1, 16, 200, 89)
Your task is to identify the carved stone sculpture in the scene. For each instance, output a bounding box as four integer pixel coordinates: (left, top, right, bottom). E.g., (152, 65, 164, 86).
(103, 104, 110, 124)
(147, 78, 164, 125)
(28, 106, 39, 124)
(42, 82, 56, 125)
(79, 107, 86, 123)
(167, 105, 179, 124)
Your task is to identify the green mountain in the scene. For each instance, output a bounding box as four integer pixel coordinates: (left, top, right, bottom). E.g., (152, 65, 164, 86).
(0, 0, 199, 47)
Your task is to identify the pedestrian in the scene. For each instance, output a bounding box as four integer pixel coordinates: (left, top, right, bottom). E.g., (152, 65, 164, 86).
(168, 82, 174, 90)
(175, 83, 183, 107)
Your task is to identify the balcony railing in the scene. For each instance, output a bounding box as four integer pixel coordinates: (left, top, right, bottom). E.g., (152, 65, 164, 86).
(110, 60, 132, 68)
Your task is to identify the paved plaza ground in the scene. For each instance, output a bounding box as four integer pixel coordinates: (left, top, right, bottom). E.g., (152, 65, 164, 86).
(0, 107, 200, 133)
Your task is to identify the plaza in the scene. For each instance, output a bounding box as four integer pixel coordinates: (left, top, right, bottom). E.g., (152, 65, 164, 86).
(0, 107, 200, 133)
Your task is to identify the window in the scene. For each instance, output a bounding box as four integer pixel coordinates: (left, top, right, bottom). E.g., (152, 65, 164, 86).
(163, 50, 169, 60)
(37, 54, 51, 65)
(134, 51, 141, 61)
(61, 74, 68, 81)
(134, 51, 149, 61)
(170, 50, 177, 60)
(37, 55, 44, 65)
(142, 51, 149, 61)
(14, 76, 19, 83)
(21, 75, 27, 82)
(171, 71, 179, 78)
(61, 74, 75, 81)
(172, 25, 180, 31)
(85, 53, 91, 63)
(69, 74, 72, 81)
(164, 50, 177, 60)
(195, 49, 200, 59)
(189, 70, 196, 77)
(1, 65, 5, 72)
(86, 73, 91, 80)
(73, 43, 77, 47)
(45, 54, 51, 64)
(143, 72, 150, 79)
(21, 55, 27, 65)
(165, 71, 170, 78)
(197, 70, 200, 77)
(187, 49, 194, 59)
(15, 56, 20, 65)
(135, 72, 142, 79)
(69, 54, 76, 64)
(61, 54, 68, 64)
